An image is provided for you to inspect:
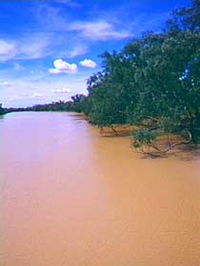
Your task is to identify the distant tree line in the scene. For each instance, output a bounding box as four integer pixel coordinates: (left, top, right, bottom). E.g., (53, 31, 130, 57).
(0, 104, 9, 115)
(0, 95, 87, 115)
(0, 104, 30, 115)
(22, 95, 87, 112)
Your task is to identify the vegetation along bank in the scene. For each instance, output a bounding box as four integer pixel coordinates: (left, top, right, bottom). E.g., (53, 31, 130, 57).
(1, 0, 200, 154)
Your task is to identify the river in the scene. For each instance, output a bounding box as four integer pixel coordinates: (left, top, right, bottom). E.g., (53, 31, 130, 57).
(1, 112, 200, 266)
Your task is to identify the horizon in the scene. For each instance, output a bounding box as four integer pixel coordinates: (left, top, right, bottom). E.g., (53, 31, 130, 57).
(0, 0, 190, 108)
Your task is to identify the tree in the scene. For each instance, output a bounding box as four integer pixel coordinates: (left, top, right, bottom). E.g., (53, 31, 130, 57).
(166, 0, 200, 32)
(81, 0, 200, 146)
(0, 104, 6, 115)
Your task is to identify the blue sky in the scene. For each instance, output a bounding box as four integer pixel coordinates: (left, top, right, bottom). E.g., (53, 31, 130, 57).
(0, 0, 190, 107)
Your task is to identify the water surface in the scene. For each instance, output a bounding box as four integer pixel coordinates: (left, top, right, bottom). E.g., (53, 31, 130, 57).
(1, 112, 200, 266)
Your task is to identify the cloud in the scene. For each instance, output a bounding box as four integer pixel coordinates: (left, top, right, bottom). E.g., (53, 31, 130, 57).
(53, 88, 71, 93)
(18, 34, 51, 60)
(0, 81, 13, 87)
(80, 58, 97, 68)
(0, 35, 51, 62)
(13, 63, 24, 71)
(55, 0, 79, 7)
(69, 20, 132, 40)
(49, 59, 78, 74)
(0, 68, 90, 107)
(34, 4, 69, 32)
(31, 93, 43, 98)
(34, 3, 132, 41)
(66, 45, 88, 58)
(0, 40, 16, 61)
(55, 0, 73, 3)
(0, 40, 16, 55)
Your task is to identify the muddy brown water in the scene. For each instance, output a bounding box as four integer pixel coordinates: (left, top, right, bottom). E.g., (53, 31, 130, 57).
(1, 112, 200, 266)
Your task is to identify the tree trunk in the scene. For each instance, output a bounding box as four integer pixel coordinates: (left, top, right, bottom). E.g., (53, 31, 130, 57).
(111, 125, 119, 136)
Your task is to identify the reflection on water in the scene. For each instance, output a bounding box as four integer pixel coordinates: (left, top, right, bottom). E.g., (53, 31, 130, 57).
(1, 112, 200, 266)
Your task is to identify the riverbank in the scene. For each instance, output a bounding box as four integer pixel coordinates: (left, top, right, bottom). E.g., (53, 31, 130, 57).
(73, 112, 200, 159)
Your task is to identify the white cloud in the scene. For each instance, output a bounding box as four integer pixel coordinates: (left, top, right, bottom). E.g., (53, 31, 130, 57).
(0, 70, 89, 107)
(31, 93, 43, 98)
(67, 45, 88, 58)
(0, 81, 13, 87)
(18, 35, 51, 60)
(49, 59, 78, 74)
(80, 58, 97, 68)
(0, 40, 16, 61)
(0, 40, 16, 55)
(53, 88, 71, 93)
(0, 35, 51, 62)
(48, 68, 61, 74)
(70, 20, 132, 40)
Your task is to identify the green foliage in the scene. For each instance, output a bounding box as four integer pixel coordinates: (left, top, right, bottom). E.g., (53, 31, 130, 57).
(132, 129, 157, 148)
(76, 0, 200, 143)
(16, 96, 88, 113)
(0, 104, 4, 115)
(0, 103, 8, 115)
(24, 101, 74, 112)
(166, 0, 200, 32)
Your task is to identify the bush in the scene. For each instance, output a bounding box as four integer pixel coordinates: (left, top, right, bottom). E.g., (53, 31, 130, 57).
(132, 128, 157, 148)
